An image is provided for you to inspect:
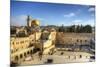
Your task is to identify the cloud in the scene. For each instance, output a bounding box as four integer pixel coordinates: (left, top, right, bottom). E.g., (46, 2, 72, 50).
(88, 7, 95, 12)
(73, 20, 82, 23)
(19, 15, 27, 20)
(36, 17, 44, 21)
(88, 7, 95, 17)
(11, 15, 27, 26)
(71, 19, 95, 26)
(64, 13, 75, 18)
(57, 20, 82, 26)
(71, 20, 82, 25)
(84, 19, 95, 26)
(91, 14, 95, 17)
(57, 22, 67, 26)
(50, 19, 95, 26)
(10, 17, 19, 26)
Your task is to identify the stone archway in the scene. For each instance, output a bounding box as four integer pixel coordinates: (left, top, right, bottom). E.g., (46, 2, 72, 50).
(24, 52, 27, 57)
(27, 51, 30, 55)
(15, 56, 18, 61)
(20, 54, 23, 59)
(80, 55, 82, 58)
(30, 50, 33, 54)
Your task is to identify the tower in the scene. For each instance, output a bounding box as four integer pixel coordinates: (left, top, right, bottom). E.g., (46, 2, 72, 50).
(27, 15, 31, 27)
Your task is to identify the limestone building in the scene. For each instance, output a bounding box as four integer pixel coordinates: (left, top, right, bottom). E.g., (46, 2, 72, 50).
(10, 15, 56, 63)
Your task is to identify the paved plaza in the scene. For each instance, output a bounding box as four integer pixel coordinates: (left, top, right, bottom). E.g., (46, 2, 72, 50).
(19, 51, 94, 65)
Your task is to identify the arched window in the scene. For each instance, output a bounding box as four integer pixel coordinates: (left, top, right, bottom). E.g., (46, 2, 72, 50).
(27, 51, 30, 54)
(77, 39, 79, 42)
(24, 52, 26, 57)
(85, 40, 87, 42)
(30, 50, 33, 54)
(80, 55, 82, 58)
(69, 56, 70, 59)
(80, 40, 82, 43)
(20, 54, 23, 59)
(15, 56, 18, 61)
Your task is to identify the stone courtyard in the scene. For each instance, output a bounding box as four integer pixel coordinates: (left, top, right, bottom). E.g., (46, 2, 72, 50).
(19, 50, 94, 65)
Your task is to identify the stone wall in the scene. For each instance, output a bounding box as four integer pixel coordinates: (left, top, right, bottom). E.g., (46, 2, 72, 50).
(56, 32, 94, 45)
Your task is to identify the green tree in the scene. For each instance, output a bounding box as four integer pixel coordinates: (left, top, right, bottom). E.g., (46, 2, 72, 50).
(83, 25, 92, 33)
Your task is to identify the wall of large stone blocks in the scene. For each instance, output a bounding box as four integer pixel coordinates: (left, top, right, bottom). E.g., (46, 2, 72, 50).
(56, 32, 94, 45)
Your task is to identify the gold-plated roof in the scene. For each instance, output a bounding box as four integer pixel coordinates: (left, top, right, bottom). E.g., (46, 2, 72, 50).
(31, 19, 40, 26)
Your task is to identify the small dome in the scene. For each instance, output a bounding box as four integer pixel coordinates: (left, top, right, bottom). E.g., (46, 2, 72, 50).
(31, 19, 40, 26)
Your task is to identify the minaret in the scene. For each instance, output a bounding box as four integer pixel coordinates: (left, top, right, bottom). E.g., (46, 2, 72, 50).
(27, 15, 30, 27)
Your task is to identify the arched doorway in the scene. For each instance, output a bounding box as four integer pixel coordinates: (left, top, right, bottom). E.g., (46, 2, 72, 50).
(27, 51, 30, 55)
(30, 50, 33, 54)
(24, 52, 27, 57)
(15, 56, 18, 61)
(80, 55, 82, 58)
(20, 54, 23, 59)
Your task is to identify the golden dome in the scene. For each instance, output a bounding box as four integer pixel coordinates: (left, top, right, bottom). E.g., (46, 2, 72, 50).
(31, 19, 40, 26)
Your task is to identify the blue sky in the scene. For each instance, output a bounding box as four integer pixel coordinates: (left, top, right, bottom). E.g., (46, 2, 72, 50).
(11, 0, 95, 26)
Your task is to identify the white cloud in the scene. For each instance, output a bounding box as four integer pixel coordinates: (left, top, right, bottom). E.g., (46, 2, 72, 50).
(54, 19, 95, 26)
(36, 17, 44, 21)
(88, 7, 95, 12)
(57, 20, 82, 26)
(19, 15, 27, 20)
(91, 14, 95, 17)
(64, 13, 75, 18)
(84, 19, 95, 26)
(11, 15, 27, 26)
(73, 20, 82, 23)
(72, 20, 82, 25)
(10, 17, 19, 26)
(71, 19, 95, 26)
(57, 22, 67, 26)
